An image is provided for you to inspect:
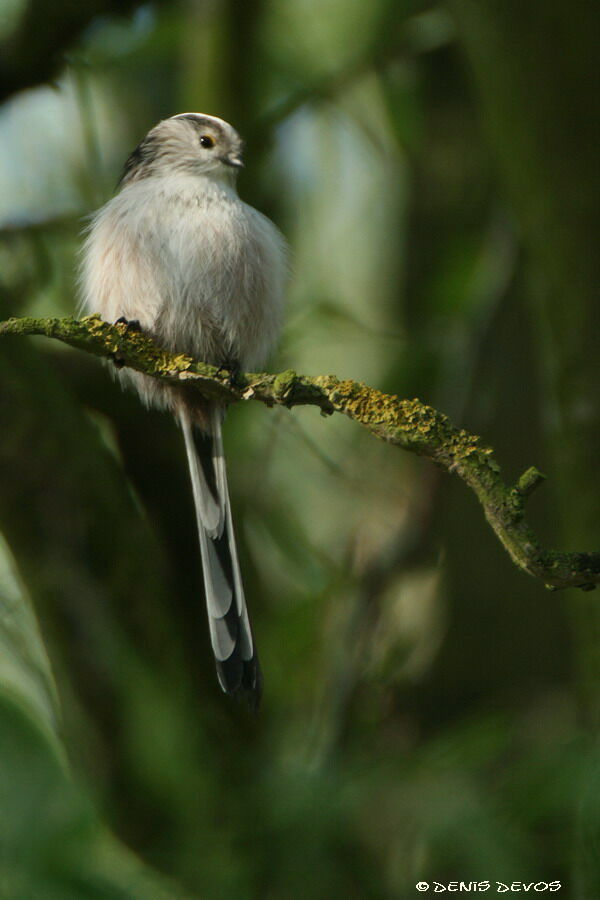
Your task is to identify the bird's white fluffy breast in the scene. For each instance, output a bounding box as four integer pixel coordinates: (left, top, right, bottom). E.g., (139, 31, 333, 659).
(80, 173, 287, 369)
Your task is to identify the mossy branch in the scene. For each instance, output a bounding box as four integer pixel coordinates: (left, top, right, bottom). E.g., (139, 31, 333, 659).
(2, 314, 598, 592)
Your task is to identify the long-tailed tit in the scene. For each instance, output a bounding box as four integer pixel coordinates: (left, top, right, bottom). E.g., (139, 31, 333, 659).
(80, 113, 288, 707)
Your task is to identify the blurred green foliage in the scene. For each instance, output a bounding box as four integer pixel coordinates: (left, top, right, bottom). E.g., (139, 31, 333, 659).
(0, 0, 598, 897)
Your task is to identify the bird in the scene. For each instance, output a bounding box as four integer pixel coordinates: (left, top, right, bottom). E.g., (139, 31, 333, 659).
(79, 113, 288, 707)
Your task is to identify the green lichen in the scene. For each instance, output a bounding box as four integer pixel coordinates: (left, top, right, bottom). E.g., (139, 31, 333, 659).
(272, 369, 297, 402)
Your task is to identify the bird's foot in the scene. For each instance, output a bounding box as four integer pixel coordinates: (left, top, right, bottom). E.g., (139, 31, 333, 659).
(216, 357, 242, 387)
(112, 318, 142, 368)
(115, 316, 142, 332)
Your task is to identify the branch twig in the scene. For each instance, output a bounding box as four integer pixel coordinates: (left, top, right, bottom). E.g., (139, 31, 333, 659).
(2, 314, 598, 592)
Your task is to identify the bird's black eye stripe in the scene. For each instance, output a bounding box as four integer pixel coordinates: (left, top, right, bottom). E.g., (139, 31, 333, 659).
(200, 135, 215, 149)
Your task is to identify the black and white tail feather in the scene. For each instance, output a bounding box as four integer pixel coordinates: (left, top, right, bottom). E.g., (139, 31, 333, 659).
(179, 405, 262, 708)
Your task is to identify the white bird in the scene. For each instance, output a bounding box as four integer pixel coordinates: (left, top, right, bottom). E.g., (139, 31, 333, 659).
(80, 113, 288, 707)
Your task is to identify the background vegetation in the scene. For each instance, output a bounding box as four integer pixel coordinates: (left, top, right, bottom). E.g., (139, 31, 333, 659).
(0, 0, 598, 897)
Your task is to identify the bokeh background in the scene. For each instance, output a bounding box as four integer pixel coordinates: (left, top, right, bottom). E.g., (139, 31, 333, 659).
(0, 0, 598, 897)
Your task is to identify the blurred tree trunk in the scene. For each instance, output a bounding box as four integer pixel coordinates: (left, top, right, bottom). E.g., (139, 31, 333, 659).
(450, 1, 599, 892)
(451, 0, 599, 706)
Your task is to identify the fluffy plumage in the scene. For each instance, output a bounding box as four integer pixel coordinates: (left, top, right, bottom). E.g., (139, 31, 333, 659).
(80, 113, 287, 706)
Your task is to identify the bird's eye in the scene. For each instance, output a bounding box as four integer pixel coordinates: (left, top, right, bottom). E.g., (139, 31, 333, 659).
(199, 135, 215, 149)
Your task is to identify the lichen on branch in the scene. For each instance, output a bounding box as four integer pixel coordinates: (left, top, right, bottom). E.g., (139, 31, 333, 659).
(1, 314, 598, 592)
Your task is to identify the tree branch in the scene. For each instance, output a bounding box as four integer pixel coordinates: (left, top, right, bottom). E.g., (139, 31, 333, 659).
(2, 314, 598, 592)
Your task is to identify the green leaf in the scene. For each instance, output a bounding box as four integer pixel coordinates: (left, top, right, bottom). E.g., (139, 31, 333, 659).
(0, 535, 191, 900)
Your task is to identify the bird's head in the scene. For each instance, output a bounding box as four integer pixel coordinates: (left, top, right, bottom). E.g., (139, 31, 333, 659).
(119, 112, 244, 187)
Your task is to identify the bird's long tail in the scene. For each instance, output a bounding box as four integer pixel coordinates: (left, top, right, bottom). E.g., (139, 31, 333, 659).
(179, 404, 262, 707)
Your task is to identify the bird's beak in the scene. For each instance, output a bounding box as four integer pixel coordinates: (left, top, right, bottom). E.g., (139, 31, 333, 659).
(221, 152, 244, 169)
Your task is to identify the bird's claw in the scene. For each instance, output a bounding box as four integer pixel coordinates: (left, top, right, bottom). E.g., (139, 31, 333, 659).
(115, 316, 142, 332)
(216, 358, 242, 387)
